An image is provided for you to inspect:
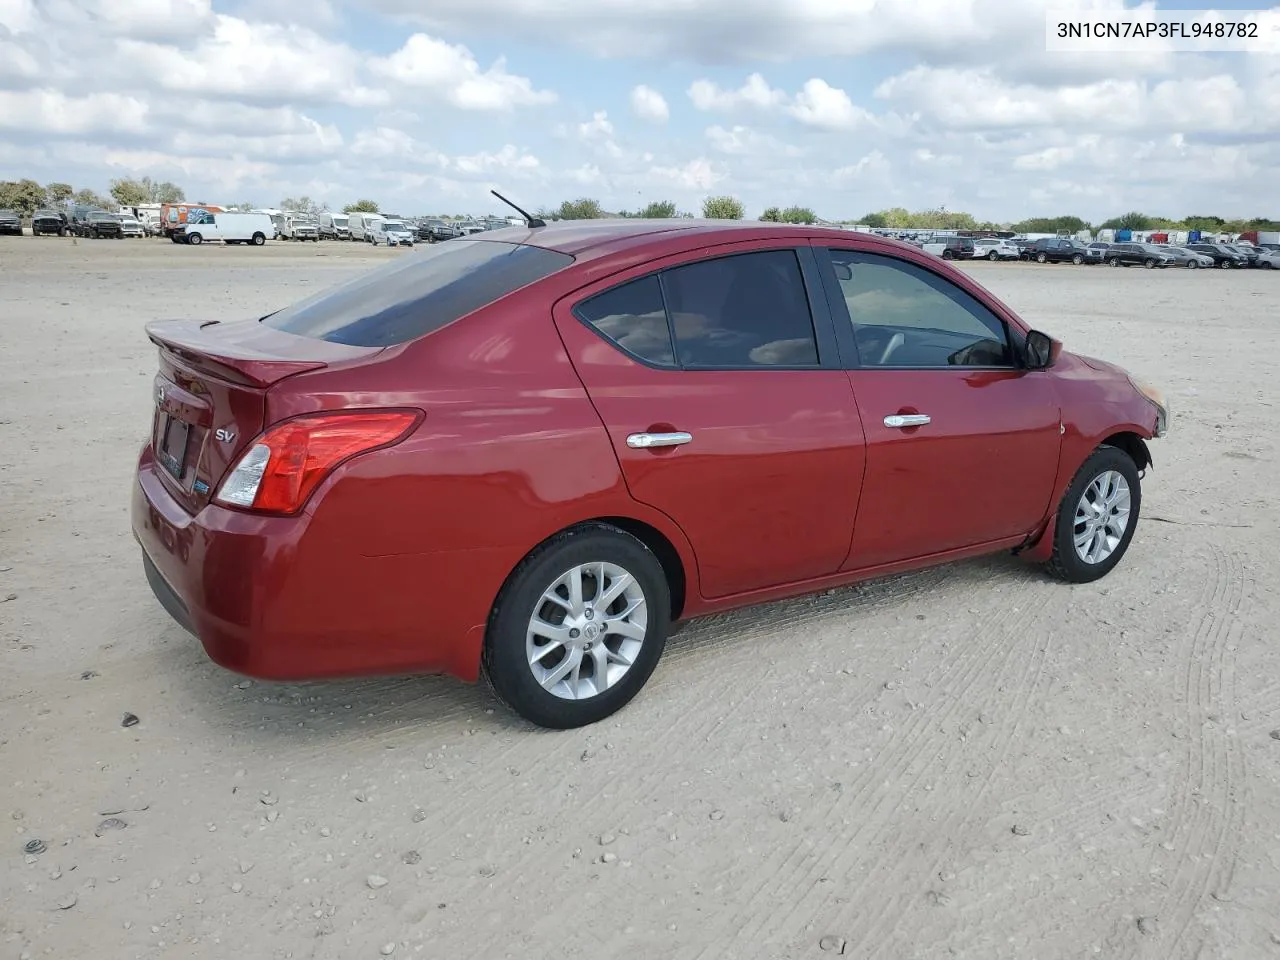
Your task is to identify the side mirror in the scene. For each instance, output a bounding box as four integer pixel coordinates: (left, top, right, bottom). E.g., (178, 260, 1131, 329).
(1024, 329, 1061, 369)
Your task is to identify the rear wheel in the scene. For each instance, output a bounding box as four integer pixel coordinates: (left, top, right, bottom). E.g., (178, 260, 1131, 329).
(251, 232, 265, 246)
(987, 251, 999, 261)
(941, 250, 953, 260)
(1036, 252, 1048, 263)
(484, 523, 671, 729)
(1072, 253, 1084, 265)
(1044, 446, 1142, 584)
(1108, 257, 1121, 267)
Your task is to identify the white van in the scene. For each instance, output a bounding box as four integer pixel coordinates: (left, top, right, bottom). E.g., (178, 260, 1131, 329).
(368, 218, 415, 247)
(318, 212, 350, 240)
(348, 212, 385, 242)
(180, 212, 274, 246)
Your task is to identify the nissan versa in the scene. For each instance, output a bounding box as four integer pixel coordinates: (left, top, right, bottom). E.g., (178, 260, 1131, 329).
(132, 219, 1169, 729)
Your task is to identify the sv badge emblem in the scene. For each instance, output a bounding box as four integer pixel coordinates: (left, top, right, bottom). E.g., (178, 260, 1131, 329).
(214, 428, 236, 443)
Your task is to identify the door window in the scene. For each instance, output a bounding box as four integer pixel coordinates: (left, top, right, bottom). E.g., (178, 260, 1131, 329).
(827, 250, 1014, 368)
(575, 249, 821, 369)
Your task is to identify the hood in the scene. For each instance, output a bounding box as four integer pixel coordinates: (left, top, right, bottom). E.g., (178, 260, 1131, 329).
(1076, 354, 1129, 377)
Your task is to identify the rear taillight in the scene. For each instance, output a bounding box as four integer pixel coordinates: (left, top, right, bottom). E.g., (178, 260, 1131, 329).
(214, 410, 419, 515)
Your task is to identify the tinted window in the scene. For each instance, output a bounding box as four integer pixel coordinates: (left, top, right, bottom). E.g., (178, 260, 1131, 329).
(662, 250, 819, 367)
(828, 250, 1013, 368)
(575, 275, 674, 366)
(261, 240, 574, 347)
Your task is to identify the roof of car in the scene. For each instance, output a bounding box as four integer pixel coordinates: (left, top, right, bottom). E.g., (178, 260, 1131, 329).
(474, 218, 886, 257)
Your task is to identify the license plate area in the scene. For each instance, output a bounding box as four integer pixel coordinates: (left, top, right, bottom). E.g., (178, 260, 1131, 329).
(156, 413, 191, 480)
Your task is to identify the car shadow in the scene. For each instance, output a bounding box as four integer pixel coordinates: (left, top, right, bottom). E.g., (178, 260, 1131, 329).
(158, 552, 1049, 742)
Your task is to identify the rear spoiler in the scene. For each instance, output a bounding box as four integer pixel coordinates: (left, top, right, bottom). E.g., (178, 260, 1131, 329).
(145, 319, 338, 388)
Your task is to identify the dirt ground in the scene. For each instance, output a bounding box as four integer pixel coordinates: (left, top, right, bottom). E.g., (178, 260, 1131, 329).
(2, 236, 1278, 960)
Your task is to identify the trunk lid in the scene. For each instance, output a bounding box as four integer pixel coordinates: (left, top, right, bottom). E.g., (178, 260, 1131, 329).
(145, 318, 382, 513)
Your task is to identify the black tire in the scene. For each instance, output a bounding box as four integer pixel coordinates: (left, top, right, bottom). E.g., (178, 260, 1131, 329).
(1219, 260, 1232, 269)
(941, 250, 953, 260)
(1036, 252, 1048, 263)
(188, 232, 202, 245)
(1107, 257, 1121, 266)
(484, 522, 671, 729)
(1044, 445, 1142, 584)
(1072, 253, 1084, 265)
(251, 232, 265, 246)
(987, 251, 999, 261)
(1144, 258, 1156, 269)
(1186, 260, 1198, 269)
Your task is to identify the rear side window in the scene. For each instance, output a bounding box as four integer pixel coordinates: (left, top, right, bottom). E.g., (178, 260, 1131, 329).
(576, 249, 820, 369)
(261, 240, 574, 347)
(575, 276, 674, 366)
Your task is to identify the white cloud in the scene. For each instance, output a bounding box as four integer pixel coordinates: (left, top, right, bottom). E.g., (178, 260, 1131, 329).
(452, 144, 541, 176)
(647, 158, 724, 191)
(788, 78, 868, 131)
(578, 110, 614, 140)
(0, 89, 149, 135)
(705, 125, 801, 158)
(629, 84, 669, 122)
(370, 33, 556, 111)
(689, 73, 786, 111)
(121, 15, 387, 107)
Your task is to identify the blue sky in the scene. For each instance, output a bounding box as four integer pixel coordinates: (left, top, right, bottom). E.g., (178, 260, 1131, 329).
(2, 0, 1278, 221)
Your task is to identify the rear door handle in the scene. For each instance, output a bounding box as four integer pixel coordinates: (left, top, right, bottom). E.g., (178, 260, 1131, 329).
(627, 431, 693, 449)
(884, 414, 931, 428)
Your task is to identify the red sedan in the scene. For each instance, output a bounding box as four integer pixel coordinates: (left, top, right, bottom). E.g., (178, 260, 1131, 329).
(132, 219, 1169, 728)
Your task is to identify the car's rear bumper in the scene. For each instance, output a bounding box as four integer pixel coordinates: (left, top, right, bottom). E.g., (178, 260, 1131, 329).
(132, 444, 486, 683)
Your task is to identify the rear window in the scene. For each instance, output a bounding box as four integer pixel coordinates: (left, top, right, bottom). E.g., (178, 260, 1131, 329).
(260, 240, 574, 347)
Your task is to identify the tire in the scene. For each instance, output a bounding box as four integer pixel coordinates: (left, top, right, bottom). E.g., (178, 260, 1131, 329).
(1219, 260, 1232, 269)
(1072, 254, 1084, 265)
(188, 233, 202, 245)
(1044, 445, 1142, 584)
(1186, 260, 1198, 269)
(1144, 259, 1156, 269)
(1108, 257, 1121, 267)
(484, 522, 671, 729)
(1036, 252, 1048, 263)
(251, 232, 265, 246)
(987, 251, 999, 261)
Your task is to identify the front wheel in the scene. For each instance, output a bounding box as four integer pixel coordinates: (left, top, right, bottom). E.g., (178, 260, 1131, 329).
(1072, 253, 1084, 265)
(1144, 259, 1156, 269)
(484, 523, 671, 729)
(1044, 446, 1142, 584)
(1219, 260, 1232, 269)
(1186, 260, 1198, 269)
(187, 233, 202, 245)
(1036, 252, 1048, 263)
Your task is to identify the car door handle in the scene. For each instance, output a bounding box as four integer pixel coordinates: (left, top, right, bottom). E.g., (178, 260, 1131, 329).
(884, 414, 931, 428)
(626, 431, 693, 449)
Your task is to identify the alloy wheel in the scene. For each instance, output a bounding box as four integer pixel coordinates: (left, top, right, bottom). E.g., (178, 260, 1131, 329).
(1073, 471, 1131, 564)
(526, 562, 647, 700)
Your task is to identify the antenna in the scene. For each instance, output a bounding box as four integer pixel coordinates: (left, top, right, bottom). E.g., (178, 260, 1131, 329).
(490, 190, 545, 227)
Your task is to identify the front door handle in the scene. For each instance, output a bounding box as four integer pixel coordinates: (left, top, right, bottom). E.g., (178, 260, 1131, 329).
(627, 431, 693, 449)
(884, 414, 931, 428)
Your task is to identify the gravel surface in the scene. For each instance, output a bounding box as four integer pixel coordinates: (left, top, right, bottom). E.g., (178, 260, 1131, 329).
(2, 236, 1278, 959)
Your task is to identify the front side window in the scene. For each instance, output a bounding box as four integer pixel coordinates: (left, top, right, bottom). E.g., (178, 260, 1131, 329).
(575, 249, 821, 369)
(827, 250, 1014, 369)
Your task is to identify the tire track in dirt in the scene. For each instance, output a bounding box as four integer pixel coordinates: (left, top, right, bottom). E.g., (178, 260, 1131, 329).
(682, 575, 1070, 960)
(1130, 542, 1248, 959)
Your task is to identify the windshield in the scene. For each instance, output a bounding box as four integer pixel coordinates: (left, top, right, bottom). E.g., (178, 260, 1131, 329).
(333, 216, 348, 225)
(384, 220, 407, 229)
(260, 240, 574, 347)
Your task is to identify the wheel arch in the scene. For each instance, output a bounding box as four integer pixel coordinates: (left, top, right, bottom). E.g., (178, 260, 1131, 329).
(1101, 431, 1152, 472)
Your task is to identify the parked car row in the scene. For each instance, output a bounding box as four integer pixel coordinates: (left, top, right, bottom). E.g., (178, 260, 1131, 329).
(917, 234, 1279, 270)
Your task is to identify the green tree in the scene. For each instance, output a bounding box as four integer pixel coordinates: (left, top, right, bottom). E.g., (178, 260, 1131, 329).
(637, 200, 677, 218)
(780, 206, 817, 224)
(71, 187, 113, 209)
(759, 206, 783, 222)
(0, 179, 46, 215)
(860, 211, 888, 228)
(1011, 215, 1091, 234)
(45, 182, 73, 204)
(557, 198, 604, 219)
(281, 196, 321, 215)
(1098, 211, 1155, 231)
(110, 178, 148, 207)
(343, 199, 379, 214)
(702, 195, 744, 219)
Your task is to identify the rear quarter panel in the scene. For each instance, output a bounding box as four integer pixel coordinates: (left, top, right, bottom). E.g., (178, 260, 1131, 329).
(264, 293, 697, 679)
